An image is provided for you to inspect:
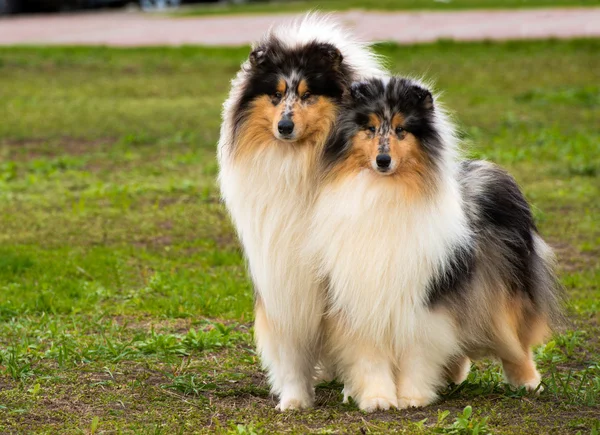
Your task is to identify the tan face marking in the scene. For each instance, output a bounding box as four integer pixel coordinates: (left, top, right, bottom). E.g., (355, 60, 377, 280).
(276, 78, 286, 95)
(367, 114, 381, 133)
(233, 95, 280, 158)
(273, 95, 336, 143)
(391, 113, 405, 133)
(330, 112, 433, 198)
(298, 80, 309, 98)
(267, 77, 332, 142)
(234, 80, 338, 159)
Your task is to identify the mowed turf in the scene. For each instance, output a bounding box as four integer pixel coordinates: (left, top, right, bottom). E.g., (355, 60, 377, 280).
(0, 41, 598, 434)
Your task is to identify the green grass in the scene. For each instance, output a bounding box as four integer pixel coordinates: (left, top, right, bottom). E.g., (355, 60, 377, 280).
(0, 40, 599, 433)
(174, 0, 600, 17)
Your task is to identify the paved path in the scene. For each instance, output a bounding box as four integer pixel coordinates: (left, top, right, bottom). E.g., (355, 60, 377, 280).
(0, 8, 599, 46)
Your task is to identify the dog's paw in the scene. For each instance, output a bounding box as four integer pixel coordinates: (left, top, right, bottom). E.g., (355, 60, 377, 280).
(397, 377, 438, 409)
(277, 396, 312, 411)
(397, 394, 435, 409)
(521, 373, 543, 394)
(397, 384, 437, 409)
(359, 396, 398, 412)
(342, 386, 350, 404)
(506, 369, 543, 394)
(277, 385, 314, 411)
(447, 357, 471, 385)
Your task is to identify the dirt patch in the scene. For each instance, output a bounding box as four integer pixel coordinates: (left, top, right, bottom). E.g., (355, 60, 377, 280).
(107, 314, 190, 333)
(213, 231, 238, 250)
(158, 220, 173, 230)
(0, 377, 18, 392)
(0, 137, 110, 161)
(133, 235, 174, 250)
(549, 240, 599, 274)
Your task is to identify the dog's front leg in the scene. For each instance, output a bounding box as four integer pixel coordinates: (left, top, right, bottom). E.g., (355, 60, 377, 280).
(396, 309, 459, 409)
(254, 299, 320, 410)
(324, 319, 397, 412)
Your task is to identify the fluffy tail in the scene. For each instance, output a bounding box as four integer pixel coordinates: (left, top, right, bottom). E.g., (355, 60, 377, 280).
(531, 233, 565, 329)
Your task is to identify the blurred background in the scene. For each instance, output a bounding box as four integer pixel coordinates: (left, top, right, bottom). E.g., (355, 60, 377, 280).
(0, 0, 215, 15)
(3, 0, 600, 14)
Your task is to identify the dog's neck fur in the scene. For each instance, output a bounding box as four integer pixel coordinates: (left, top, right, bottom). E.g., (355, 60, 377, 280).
(308, 168, 471, 348)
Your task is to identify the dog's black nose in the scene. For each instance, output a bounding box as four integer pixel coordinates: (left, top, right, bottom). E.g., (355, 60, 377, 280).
(376, 154, 392, 169)
(278, 119, 294, 136)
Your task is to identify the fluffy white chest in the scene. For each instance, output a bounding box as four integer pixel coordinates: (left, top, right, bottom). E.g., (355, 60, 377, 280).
(220, 145, 322, 327)
(309, 171, 469, 346)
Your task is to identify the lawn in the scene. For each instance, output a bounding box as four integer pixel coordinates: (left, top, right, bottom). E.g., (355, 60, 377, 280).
(174, 0, 600, 17)
(0, 40, 599, 434)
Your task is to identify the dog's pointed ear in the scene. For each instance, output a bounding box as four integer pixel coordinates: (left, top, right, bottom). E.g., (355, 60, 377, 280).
(415, 87, 434, 111)
(350, 82, 369, 102)
(318, 43, 343, 68)
(249, 45, 268, 67)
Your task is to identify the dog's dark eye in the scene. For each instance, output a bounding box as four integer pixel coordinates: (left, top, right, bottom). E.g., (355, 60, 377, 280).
(395, 126, 404, 135)
(271, 92, 283, 105)
(367, 126, 376, 133)
(301, 92, 311, 101)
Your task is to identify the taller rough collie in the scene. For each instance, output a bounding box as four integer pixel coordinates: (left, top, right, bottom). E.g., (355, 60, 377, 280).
(308, 77, 563, 411)
(217, 15, 385, 410)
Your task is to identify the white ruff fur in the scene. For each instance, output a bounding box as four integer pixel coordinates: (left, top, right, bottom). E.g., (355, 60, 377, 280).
(307, 168, 471, 409)
(217, 14, 386, 410)
(309, 170, 470, 348)
(222, 145, 321, 330)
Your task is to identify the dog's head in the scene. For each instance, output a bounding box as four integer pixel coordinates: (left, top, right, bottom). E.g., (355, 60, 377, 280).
(234, 39, 350, 150)
(324, 77, 444, 195)
(348, 78, 435, 176)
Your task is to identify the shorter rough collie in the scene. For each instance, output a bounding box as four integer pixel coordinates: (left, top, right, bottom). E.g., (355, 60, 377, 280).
(308, 77, 563, 411)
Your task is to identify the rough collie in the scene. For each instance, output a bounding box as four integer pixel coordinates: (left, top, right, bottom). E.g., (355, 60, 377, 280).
(307, 77, 563, 411)
(217, 15, 385, 410)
